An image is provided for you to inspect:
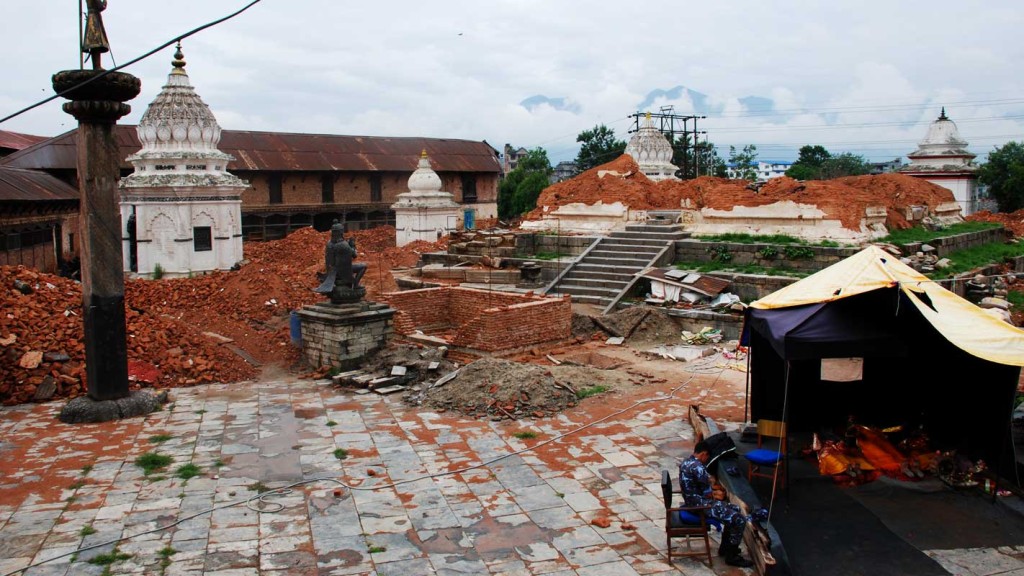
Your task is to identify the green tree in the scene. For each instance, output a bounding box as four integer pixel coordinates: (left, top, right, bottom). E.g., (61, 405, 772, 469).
(784, 164, 818, 180)
(728, 144, 759, 181)
(796, 145, 831, 168)
(979, 141, 1024, 212)
(498, 147, 552, 220)
(573, 124, 626, 174)
(785, 144, 832, 180)
(818, 152, 870, 179)
(671, 137, 727, 178)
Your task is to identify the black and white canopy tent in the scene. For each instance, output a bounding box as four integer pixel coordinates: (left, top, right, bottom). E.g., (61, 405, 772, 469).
(742, 246, 1024, 476)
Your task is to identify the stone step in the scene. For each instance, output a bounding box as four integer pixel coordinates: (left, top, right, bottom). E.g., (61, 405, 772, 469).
(560, 269, 637, 282)
(548, 292, 612, 306)
(555, 277, 629, 290)
(584, 255, 654, 267)
(610, 231, 689, 241)
(551, 283, 621, 298)
(571, 263, 645, 275)
(587, 249, 660, 260)
(623, 222, 687, 233)
(598, 239, 670, 251)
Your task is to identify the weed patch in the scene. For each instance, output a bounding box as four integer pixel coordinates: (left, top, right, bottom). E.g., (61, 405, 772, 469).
(176, 464, 201, 481)
(135, 452, 172, 476)
(577, 385, 609, 399)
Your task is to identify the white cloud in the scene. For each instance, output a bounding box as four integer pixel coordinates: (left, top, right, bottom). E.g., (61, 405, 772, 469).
(1, 0, 1022, 164)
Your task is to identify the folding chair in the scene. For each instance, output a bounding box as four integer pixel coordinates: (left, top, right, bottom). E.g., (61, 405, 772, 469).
(661, 470, 714, 566)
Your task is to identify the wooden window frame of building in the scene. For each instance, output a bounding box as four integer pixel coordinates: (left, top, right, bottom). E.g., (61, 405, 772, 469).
(269, 173, 283, 205)
(321, 173, 334, 204)
(370, 173, 382, 203)
(193, 226, 213, 252)
(461, 173, 478, 204)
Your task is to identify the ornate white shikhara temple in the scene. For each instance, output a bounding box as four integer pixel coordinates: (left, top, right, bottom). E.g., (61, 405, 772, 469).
(119, 44, 248, 278)
(899, 108, 980, 215)
(624, 113, 679, 182)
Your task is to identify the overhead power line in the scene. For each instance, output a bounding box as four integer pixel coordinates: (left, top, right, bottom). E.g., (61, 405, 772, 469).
(0, 0, 263, 126)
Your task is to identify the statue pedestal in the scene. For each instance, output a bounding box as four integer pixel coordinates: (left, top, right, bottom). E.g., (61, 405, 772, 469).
(296, 301, 395, 371)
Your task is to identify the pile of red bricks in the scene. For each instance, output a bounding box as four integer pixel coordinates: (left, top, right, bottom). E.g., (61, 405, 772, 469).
(1, 226, 446, 406)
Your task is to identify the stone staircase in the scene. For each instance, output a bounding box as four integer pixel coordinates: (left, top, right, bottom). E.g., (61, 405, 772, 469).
(546, 222, 689, 308)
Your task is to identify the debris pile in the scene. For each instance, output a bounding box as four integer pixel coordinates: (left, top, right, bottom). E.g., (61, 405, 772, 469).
(528, 155, 959, 232)
(968, 209, 1024, 238)
(0, 266, 255, 405)
(1, 226, 446, 405)
(413, 358, 579, 419)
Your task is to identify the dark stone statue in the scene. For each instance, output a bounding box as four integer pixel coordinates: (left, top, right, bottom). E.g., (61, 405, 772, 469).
(84, 0, 111, 69)
(315, 221, 367, 304)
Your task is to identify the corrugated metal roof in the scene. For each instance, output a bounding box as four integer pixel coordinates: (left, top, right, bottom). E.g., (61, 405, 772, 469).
(0, 130, 48, 152)
(1, 126, 502, 174)
(0, 166, 79, 202)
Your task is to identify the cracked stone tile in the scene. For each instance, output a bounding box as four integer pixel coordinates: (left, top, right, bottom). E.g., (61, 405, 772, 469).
(527, 506, 585, 530)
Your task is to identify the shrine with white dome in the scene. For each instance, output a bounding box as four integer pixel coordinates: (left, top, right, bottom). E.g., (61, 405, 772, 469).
(392, 151, 460, 246)
(119, 44, 248, 278)
(899, 108, 979, 215)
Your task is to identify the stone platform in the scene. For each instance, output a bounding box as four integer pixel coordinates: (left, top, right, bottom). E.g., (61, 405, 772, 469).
(296, 301, 395, 370)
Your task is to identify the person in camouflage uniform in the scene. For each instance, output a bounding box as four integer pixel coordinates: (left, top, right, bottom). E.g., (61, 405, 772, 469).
(679, 440, 754, 568)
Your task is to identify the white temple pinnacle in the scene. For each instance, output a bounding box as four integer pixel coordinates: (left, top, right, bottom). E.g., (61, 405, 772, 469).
(624, 113, 678, 182)
(121, 43, 245, 188)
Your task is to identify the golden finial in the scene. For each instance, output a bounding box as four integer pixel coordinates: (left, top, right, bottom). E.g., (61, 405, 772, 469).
(421, 149, 428, 158)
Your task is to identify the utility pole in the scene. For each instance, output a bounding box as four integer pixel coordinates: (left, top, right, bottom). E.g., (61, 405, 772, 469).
(56, 1, 159, 422)
(628, 106, 707, 179)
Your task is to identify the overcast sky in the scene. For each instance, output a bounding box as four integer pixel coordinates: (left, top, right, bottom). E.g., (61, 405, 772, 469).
(1, 1, 1022, 165)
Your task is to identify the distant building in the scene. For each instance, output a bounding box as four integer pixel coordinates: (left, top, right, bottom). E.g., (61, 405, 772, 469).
(899, 108, 980, 215)
(502, 144, 529, 174)
(550, 161, 577, 184)
(3, 127, 500, 243)
(726, 160, 793, 182)
(869, 158, 903, 174)
(0, 166, 79, 273)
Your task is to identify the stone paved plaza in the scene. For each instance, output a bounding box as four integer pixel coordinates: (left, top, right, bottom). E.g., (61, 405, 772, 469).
(0, 370, 754, 576)
(2, 368, 1021, 576)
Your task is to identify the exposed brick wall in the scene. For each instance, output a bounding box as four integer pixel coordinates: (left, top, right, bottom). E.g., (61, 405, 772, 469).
(454, 299, 571, 351)
(382, 287, 571, 352)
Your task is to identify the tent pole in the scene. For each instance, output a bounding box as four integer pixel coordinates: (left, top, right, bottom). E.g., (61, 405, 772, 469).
(744, 344, 752, 424)
(782, 360, 792, 501)
(1002, 372, 1021, 488)
(768, 360, 792, 518)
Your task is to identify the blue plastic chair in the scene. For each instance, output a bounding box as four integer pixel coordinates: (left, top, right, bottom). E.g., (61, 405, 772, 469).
(746, 419, 787, 486)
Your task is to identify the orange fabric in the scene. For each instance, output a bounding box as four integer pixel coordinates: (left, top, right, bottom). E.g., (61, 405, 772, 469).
(854, 425, 905, 473)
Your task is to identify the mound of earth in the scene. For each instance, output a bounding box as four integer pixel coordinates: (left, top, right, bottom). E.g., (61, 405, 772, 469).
(527, 154, 958, 232)
(415, 358, 579, 419)
(968, 209, 1024, 238)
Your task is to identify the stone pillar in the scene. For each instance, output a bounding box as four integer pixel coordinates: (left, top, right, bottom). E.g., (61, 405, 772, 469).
(53, 69, 140, 400)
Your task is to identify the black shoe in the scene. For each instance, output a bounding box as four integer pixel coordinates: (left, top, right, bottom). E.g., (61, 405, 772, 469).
(725, 554, 754, 568)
